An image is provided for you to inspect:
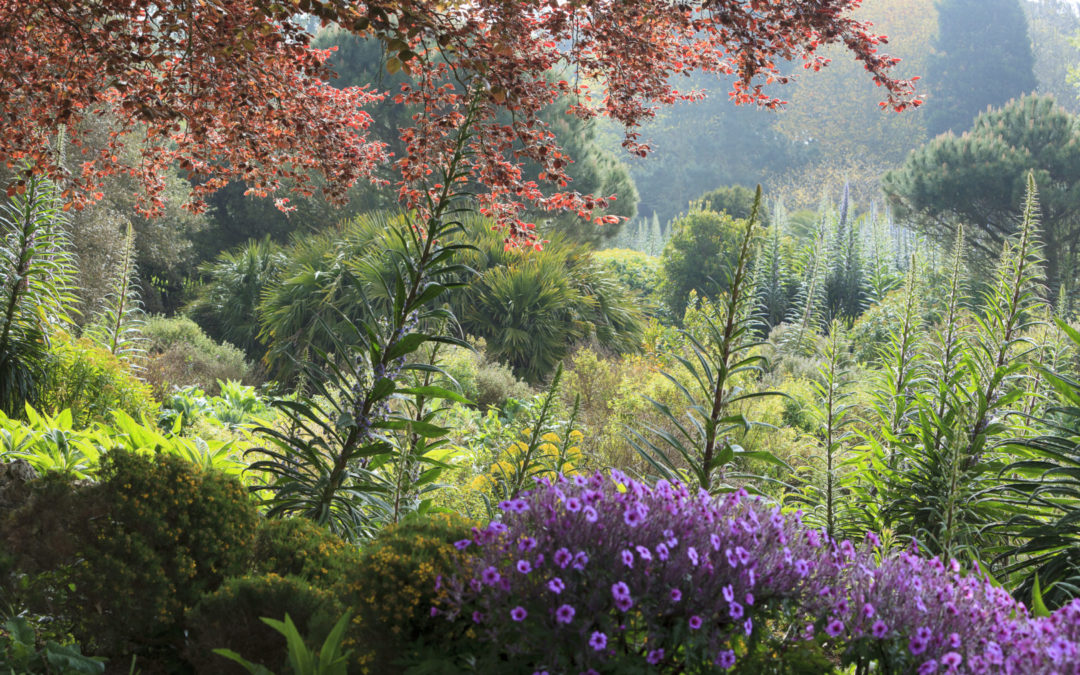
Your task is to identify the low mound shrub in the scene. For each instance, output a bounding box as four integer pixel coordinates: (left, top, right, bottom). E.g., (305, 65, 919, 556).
(142, 315, 254, 396)
(0, 449, 258, 660)
(184, 573, 340, 674)
(341, 512, 476, 674)
(437, 471, 1080, 674)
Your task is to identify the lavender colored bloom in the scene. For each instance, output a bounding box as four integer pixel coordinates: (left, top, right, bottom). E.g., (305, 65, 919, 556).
(657, 542, 669, 561)
(554, 547, 572, 569)
(826, 618, 844, 637)
(729, 601, 744, 620)
(583, 505, 598, 523)
(872, 620, 888, 639)
(941, 652, 962, 669)
(511, 606, 527, 622)
(716, 650, 736, 669)
(744, 618, 753, 636)
(862, 603, 875, 619)
(518, 536, 536, 551)
(589, 631, 607, 651)
(547, 577, 565, 594)
(481, 566, 500, 585)
(454, 539, 472, 550)
(636, 545, 652, 562)
(735, 546, 751, 566)
(572, 551, 589, 570)
(670, 588, 682, 602)
(722, 584, 734, 602)
(472, 610, 483, 623)
(615, 595, 633, 612)
(516, 559, 532, 574)
(647, 649, 664, 665)
(917, 660, 937, 675)
(711, 533, 722, 551)
(621, 549, 634, 568)
(555, 603, 575, 624)
(624, 507, 643, 527)
(795, 559, 810, 577)
(688, 546, 699, 566)
(611, 581, 630, 601)
(566, 497, 582, 513)
(689, 615, 702, 630)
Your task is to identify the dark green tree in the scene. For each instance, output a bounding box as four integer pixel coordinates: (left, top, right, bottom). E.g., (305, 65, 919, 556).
(883, 95, 1080, 293)
(925, 0, 1037, 136)
(659, 206, 750, 320)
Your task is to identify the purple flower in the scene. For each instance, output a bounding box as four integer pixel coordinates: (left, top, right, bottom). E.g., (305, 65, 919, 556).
(825, 618, 844, 637)
(917, 660, 938, 675)
(688, 546, 700, 566)
(554, 547, 572, 569)
(657, 542, 670, 561)
(670, 588, 682, 602)
(744, 618, 753, 636)
(862, 603, 875, 619)
(555, 603, 575, 624)
(624, 507, 643, 527)
(518, 536, 536, 551)
(795, 559, 810, 577)
(689, 615, 703, 630)
(472, 610, 483, 623)
(621, 549, 634, 568)
(941, 652, 962, 670)
(547, 577, 565, 594)
(729, 601, 744, 619)
(454, 539, 472, 550)
(612, 581, 631, 601)
(716, 649, 736, 669)
(589, 631, 607, 651)
(635, 545, 652, 561)
(735, 546, 751, 566)
(872, 620, 888, 639)
(583, 505, 598, 523)
(615, 595, 633, 612)
(481, 566, 501, 585)
(573, 551, 589, 570)
(511, 606, 527, 622)
(722, 584, 734, 602)
(566, 497, 582, 513)
(910, 636, 928, 656)
(516, 559, 532, 574)
(725, 548, 738, 567)
(647, 649, 664, 665)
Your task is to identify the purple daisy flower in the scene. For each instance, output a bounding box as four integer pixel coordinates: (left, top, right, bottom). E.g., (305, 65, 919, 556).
(511, 606, 527, 622)
(826, 618, 844, 637)
(646, 649, 664, 665)
(516, 559, 532, 574)
(611, 581, 630, 601)
(670, 588, 682, 602)
(621, 549, 634, 568)
(872, 620, 888, 639)
(548, 577, 565, 594)
(689, 615, 703, 630)
(716, 649, 736, 669)
(481, 566, 501, 585)
(554, 547, 572, 569)
(589, 631, 607, 651)
(555, 603, 575, 624)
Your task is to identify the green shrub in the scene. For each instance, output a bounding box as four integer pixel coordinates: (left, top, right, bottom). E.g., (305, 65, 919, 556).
(142, 315, 254, 396)
(38, 332, 158, 428)
(0, 449, 258, 659)
(437, 340, 534, 410)
(184, 574, 340, 675)
(340, 512, 475, 674)
(251, 517, 361, 587)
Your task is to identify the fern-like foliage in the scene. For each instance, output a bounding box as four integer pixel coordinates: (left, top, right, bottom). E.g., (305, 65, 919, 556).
(0, 174, 77, 416)
(87, 221, 146, 366)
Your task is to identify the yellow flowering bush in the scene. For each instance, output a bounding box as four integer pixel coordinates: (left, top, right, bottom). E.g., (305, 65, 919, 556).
(341, 512, 475, 674)
(470, 428, 588, 497)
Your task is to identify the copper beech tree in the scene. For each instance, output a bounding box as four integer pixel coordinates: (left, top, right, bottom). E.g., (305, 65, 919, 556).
(0, 0, 921, 243)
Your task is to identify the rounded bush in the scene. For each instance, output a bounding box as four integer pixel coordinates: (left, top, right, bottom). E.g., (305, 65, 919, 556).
(251, 516, 361, 586)
(341, 512, 475, 673)
(0, 449, 258, 658)
(184, 573, 340, 674)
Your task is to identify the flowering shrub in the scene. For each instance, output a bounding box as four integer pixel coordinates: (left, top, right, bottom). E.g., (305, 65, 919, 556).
(438, 471, 1080, 674)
